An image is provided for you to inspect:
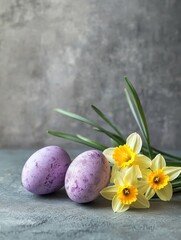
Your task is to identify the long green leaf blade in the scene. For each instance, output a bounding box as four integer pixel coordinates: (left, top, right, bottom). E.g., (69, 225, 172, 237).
(76, 134, 108, 150)
(54, 108, 99, 128)
(124, 78, 148, 139)
(152, 147, 181, 161)
(124, 78, 148, 126)
(124, 89, 147, 137)
(124, 77, 153, 158)
(48, 130, 107, 151)
(91, 105, 125, 139)
(173, 186, 181, 193)
(54, 108, 125, 145)
(93, 127, 125, 145)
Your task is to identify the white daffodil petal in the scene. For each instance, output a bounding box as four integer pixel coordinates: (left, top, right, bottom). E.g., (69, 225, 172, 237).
(151, 154, 166, 171)
(163, 167, 181, 181)
(137, 180, 149, 195)
(123, 165, 138, 185)
(110, 165, 119, 184)
(112, 196, 121, 212)
(126, 132, 142, 154)
(103, 148, 115, 164)
(133, 165, 142, 180)
(134, 154, 151, 169)
(100, 186, 118, 200)
(132, 194, 150, 208)
(145, 186, 155, 200)
(112, 167, 124, 186)
(117, 203, 130, 213)
(112, 196, 129, 213)
(156, 182, 173, 201)
(141, 169, 152, 180)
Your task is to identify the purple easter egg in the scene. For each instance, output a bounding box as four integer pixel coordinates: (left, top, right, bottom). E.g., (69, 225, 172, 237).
(21, 146, 71, 194)
(65, 150, 110, 203)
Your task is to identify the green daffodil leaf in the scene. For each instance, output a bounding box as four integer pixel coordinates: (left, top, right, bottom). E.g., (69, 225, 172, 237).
(124, 76, 153, 158)
(48, 130, 107, 151)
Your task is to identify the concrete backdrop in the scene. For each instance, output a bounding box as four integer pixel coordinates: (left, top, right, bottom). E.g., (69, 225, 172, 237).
(0, 0, 181, 150)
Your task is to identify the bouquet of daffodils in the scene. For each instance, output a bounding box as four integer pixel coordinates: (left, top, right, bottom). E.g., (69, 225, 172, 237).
(101, 132, 181, 212)
(48, 77, 181, 212)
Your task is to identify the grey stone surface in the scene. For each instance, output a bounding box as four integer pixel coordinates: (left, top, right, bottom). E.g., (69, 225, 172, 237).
(0, 1, 181, 149)
(0, 149, 181, 240)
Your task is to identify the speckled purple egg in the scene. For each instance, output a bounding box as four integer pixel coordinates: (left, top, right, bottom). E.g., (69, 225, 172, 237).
(21, 146, 71, 195)
(65, 150, 110, 203)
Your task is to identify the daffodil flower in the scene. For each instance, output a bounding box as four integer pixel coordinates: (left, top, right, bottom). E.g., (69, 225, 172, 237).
(100, 166, 150, 212)
(138, 154, 181, 201)
(103, 132, 151, 180)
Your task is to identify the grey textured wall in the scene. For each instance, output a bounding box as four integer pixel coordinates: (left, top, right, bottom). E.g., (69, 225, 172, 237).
(0, 0, 181, 150)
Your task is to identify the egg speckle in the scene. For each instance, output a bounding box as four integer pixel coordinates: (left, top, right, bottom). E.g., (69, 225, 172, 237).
(21, 146, 71, 195)
(65, 150, 110, 203)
